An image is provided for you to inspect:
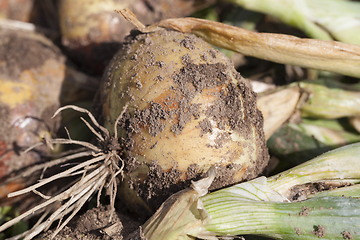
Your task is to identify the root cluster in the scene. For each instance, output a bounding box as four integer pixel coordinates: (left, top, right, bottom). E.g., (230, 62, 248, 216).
(0, 105, 127, 239)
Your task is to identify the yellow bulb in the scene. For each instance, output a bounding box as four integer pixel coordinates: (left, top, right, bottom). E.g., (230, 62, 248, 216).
(100, 30, 269, 217)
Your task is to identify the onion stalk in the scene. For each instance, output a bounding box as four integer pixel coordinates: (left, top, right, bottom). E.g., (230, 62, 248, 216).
(296, 79, 360, 119)
(203, 194, 360, 239)
(267, 142, 360, 197)
(267, 118, 360, 172)
(134, 13, 360, 78)
(225, 0, 360, 45)
(139, 142, 360, 239)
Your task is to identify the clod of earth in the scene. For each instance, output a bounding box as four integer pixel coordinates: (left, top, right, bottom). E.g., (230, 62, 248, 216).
(311, 225, 326, 238)
(100, 29, 269, 217)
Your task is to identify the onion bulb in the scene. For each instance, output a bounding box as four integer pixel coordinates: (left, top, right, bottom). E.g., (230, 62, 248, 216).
(100, 30, 269, 217)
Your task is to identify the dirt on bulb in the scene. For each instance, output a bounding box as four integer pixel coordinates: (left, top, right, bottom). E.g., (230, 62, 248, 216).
(100, 30, 269, 217)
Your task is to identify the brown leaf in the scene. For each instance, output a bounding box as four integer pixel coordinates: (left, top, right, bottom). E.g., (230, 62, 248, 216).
(147, 17, 360, 78)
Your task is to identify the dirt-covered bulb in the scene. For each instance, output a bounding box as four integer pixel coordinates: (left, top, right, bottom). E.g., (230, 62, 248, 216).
(100, 30, 269, 217)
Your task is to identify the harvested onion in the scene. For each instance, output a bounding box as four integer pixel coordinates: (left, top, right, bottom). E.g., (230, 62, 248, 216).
(100, 30, 269, 216)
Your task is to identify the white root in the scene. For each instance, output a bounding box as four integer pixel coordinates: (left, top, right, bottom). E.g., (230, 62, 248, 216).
(80, 117, 105, 141)
(8, 154, 106, 198)
(52, 105, 110, 139)
(32, 189, 51, 199)
(50, 175, 107, 239)
(2, 150, 93, 184)
(0, 105, 128, 239)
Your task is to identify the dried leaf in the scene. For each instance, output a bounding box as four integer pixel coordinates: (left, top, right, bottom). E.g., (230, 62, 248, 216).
(145, 17, 360, 78)
(257, 86, 301, 140)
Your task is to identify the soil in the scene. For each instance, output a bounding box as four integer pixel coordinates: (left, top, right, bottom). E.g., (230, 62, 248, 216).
(297, 206, 311, 217)
(38, 205, 141, 240)
(289, 182, 354, 201)
(294, 227, 303, 235)
(311, 225, 326, 238)
(342, 231, 354, 240)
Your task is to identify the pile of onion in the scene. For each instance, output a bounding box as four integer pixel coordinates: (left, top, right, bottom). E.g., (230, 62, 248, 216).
(100, 29, 269, 217)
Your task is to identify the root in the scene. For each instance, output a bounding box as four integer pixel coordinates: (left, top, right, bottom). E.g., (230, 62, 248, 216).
(2, 150, 93, 185)
(0, 105, 128, 239)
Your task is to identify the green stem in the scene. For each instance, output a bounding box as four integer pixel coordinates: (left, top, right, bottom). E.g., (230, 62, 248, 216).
(225, 0, 333, 40)
(202, 194, 360, 239)
(267, 142, 360, 197)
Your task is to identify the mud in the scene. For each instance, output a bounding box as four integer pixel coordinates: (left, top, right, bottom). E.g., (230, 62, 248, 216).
(297, 206, 311, 216)
(39, 205, 141, 240)
(140, 161, 183, 202)
(294, 227, 303, 235)
(342, 230, 353, 240)
(129, 101, 170, 137)
(311, 225, 326, 238)
(289, 182, 354, 201)
(197, 118, 213, 136)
